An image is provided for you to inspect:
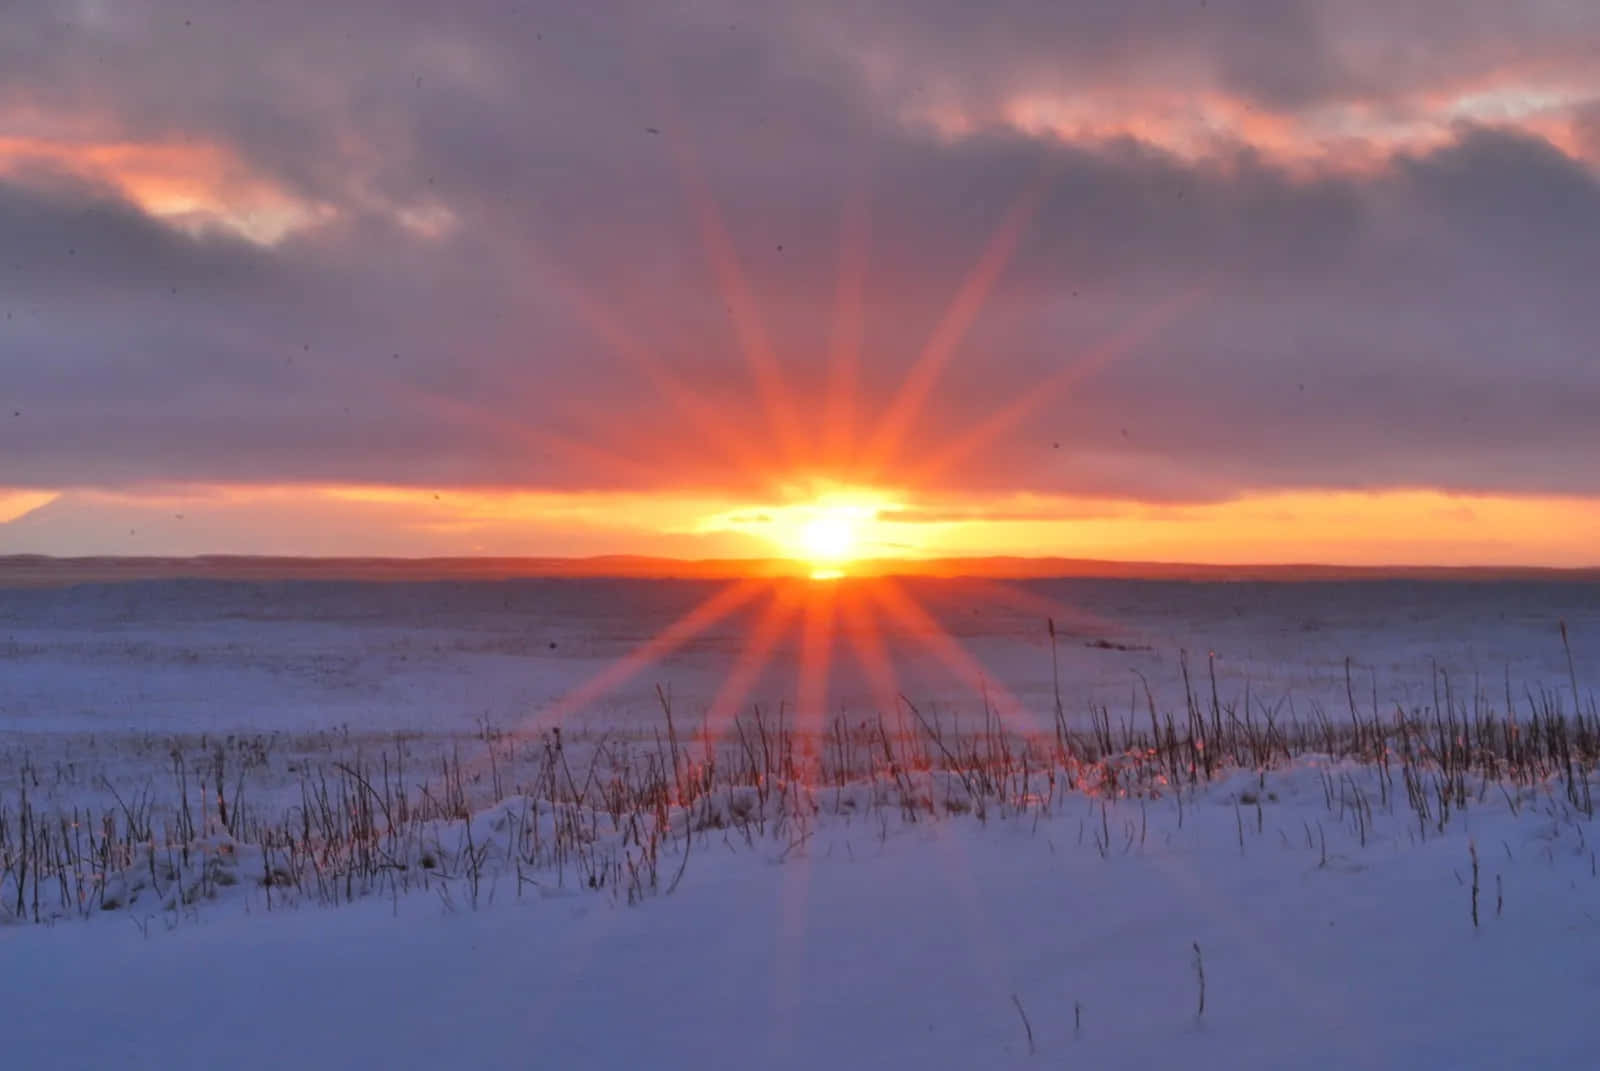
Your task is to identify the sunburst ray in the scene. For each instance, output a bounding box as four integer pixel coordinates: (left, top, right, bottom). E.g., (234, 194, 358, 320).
(904, 287, 1205, 489)
(694, 583, 802, 754)
(837, 582, 904, 724)
(519, 249, 776, 489)
(821, 181, 872, 472)
(867, 576, 1047, 738)
(661, 132, 806, 470)
(858, 164, 1057, 480)
(952, 577, 1135, 645)
(360, 372, 667, 486)
(518, 577, 770, 741)
(795, 580, 839, 734)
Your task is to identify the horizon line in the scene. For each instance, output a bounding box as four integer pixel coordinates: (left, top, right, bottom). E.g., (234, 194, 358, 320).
(4, 552, 1599, 587)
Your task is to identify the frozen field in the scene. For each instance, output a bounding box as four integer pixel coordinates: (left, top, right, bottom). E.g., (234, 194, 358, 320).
(3, 572, 1599, 1069)
(3, 574, 1596, 741)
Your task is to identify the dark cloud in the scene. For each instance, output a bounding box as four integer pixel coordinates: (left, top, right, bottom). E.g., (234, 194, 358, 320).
(779, 1, 1600, 115)
(1, 1, 1598, 509)
(0, 171, 268, 294)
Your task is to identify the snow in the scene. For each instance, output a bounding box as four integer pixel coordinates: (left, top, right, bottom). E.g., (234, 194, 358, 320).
(4, 765, 1597, 1070)
(2, 575, 1598, 1069)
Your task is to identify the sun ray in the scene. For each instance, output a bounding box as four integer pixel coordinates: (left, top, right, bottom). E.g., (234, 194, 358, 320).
(858, 164, 1056, 479)
(658, 130, 806, 471)
(837, 582, 905, 723)
(770, 758, 815, 1065)
(519, 250, 777, 490)
(252, 316, 650, 485)
(867, 576, 1047, 738)
(694, 584, 802, 751)
(953, 577, 1136, 646)
(821, 181, 872, 472)
(842, 581, 1021, 1009)
(796, 581, 838, 733)
(905, 287, 1206, 488)
(518, 577, 770, 739)
(349, 367, 668, 487)
(770, 584, 838, 1064)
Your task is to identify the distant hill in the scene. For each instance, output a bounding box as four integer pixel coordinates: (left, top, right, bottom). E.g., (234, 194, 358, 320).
(3, 553, 1598, 587)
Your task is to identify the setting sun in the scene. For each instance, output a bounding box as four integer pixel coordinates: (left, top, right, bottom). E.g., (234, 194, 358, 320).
(781, 498, 885, 576)
(800, 510, 858, 564)
(795, 504, 872, 578)
(695, 489, 904, 575)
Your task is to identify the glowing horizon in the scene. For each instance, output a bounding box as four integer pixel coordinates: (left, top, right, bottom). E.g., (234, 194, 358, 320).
(4, 482, 1600, 569)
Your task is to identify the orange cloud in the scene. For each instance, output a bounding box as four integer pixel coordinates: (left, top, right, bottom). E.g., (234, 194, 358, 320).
(0, 135, 329, 243)
(915, 74, 1600, 172)
(0, 490, 58, 525)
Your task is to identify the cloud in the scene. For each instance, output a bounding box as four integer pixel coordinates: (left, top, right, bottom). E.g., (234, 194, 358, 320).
(0, 484, 771, 558)
(780, 2, 1600, 128)
(1, 1, 1598, 526)
(0, 135, 329, 243)
(0, 490, 58, 525)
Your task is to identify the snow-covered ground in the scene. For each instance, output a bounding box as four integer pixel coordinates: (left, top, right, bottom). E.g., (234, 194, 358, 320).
(2, 575, 1598, 1069)
(4, 764, 1597, 1070)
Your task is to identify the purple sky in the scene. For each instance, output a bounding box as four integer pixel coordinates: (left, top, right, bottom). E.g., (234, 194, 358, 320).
(1, 3, 1598, 558)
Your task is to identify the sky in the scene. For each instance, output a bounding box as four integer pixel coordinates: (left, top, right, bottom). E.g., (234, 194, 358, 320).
(2, 2, 1599, 565)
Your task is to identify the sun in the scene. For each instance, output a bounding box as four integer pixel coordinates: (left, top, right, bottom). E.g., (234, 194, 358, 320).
(699, 488, 897, 577)
(801, 511, 857, 562)
(792, 503, 872, 577)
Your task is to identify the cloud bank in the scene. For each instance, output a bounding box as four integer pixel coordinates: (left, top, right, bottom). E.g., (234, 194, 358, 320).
(2, 2, 1597, 543)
